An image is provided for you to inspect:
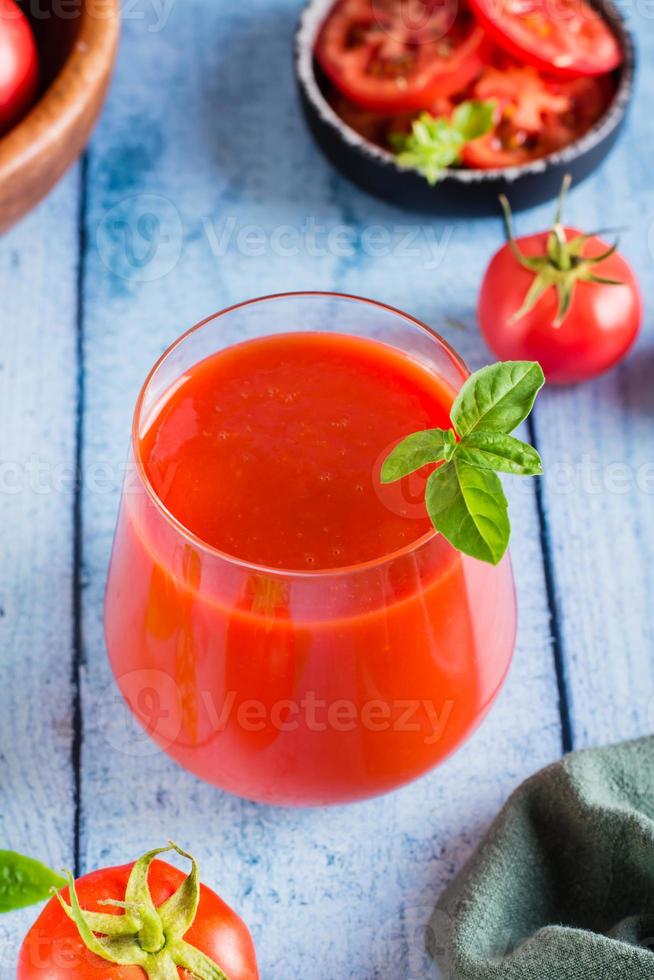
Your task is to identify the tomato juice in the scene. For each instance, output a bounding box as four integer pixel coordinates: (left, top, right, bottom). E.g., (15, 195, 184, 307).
(142, 332, 455, 570)
(105, 298, 517, 805)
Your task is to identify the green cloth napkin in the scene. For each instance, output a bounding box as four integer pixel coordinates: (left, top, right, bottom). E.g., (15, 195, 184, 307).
(433, 737, 654, 979)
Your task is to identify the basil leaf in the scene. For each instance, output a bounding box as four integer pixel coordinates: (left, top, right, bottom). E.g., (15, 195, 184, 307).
(393, 142, 461, 187)
(455, 430, 543, 475)
(451, 100, 495, 142)
(381, 429, 453, 483)
(451, 361, 545, 437)
(425, 459, 510, 565)
(377, 361, 544, 565)
(0, 851, 66, 913)
(392, 101, 494, 185)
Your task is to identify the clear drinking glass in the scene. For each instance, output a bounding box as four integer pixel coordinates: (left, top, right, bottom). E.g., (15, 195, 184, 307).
(104, 293, 517, 806)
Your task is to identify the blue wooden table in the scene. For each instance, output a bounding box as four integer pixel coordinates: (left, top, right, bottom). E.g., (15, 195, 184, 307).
(1, 2, 652, 976)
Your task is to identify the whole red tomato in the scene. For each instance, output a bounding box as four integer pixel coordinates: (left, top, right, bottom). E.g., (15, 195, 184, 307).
(0, 0, 39, 136)
(18, 844, 259, 979)
(479, 178, 642, 385)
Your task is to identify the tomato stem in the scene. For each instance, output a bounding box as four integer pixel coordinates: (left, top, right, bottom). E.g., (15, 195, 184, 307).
(500, 175, 623, 327)
(52, 843, 231, 980)
(553, 172, 572, 229)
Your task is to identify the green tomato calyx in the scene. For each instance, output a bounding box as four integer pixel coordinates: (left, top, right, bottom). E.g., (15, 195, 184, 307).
(53, 842, 231, 980)
(501, 174, 623, 327)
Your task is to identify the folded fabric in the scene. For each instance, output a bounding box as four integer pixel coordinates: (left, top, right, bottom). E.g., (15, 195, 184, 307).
(432, 737, 654, 979)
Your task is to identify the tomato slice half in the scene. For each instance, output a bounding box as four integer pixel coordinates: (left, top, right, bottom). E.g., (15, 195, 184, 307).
(327, 89, 454, 147)
(315, 0, 486, 113)
(467, 0, 622, 77)
(462, 66, 614, 167)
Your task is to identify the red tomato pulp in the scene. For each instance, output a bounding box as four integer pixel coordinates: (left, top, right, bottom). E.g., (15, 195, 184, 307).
(462, 67, 614, 168)
(105, 331, 517, 804)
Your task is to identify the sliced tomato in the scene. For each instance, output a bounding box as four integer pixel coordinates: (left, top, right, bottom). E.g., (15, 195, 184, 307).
(543, 72, 615, 141)
(327, 90, 400, 145)
(467, 0, 622, 77)
(328, 89, 453, 147)
(462, 66, 614, 168)
(315, 0, 486, 113)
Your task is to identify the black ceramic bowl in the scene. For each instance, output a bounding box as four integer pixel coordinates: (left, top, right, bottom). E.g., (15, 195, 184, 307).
(296, 0, 635, 214)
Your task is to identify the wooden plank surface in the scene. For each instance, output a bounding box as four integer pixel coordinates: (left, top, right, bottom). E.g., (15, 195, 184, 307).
(0, 171, 80, 977)
(76, 3, 562, 978)
(529, 22, 654, 749)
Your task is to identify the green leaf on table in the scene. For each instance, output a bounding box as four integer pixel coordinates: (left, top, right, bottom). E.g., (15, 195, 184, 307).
(425, 459, 510, 565)
(381, 428, 455, 483)
(0, 851, 66, 913)
(391, 101, 494, 185)
(450, 361, 545, 437)
(455, 430, 543, 475)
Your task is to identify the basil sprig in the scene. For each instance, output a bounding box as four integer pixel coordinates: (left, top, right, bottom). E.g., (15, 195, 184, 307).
(391, 100, 495, 185)
(381, 361, 545, 565)
(0, 851, 66, 913)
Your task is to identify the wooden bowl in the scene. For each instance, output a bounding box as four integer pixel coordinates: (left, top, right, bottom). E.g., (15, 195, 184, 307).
(0, 0, 120, 234)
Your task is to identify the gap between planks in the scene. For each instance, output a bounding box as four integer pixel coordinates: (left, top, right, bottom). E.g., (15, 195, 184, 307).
(528, 415, 573, 754)
(71, 152, 89, 878)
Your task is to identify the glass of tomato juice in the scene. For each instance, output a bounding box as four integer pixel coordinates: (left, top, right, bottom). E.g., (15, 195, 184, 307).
(105, 293, 517, 806)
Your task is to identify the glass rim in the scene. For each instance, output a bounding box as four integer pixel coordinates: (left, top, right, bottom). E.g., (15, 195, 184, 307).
(131, 290, 469, 580)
